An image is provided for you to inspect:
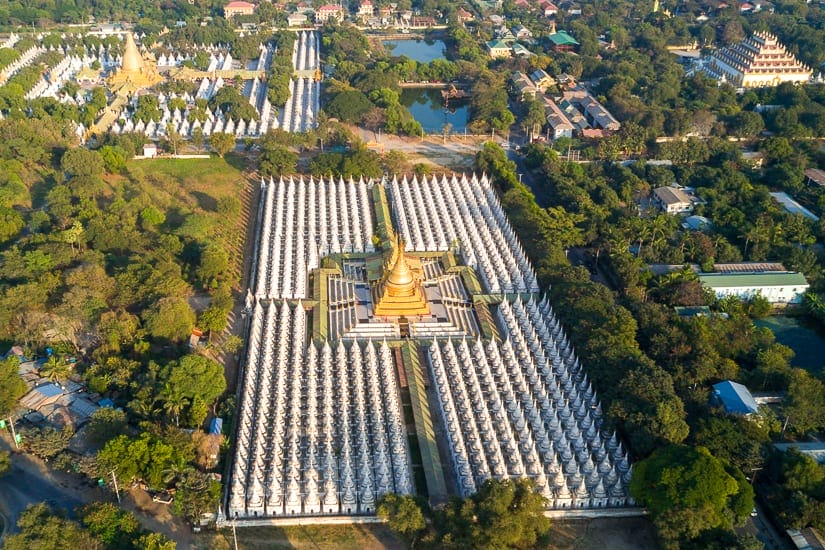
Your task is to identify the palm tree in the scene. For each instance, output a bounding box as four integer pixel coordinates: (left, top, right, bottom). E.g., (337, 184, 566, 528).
(159, 384, 189, 427)
(40, 356, 72, 384)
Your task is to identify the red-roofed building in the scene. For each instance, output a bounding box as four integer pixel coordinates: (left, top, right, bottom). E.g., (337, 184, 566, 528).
(316, 4, 344, 21)
(540, 0, 558, 17)
(224, 0, 256, 18)
(357, 0, 374, 16)
(456, 7, 475, 22)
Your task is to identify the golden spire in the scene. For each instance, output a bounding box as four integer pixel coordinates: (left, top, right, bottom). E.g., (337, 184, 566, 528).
(372, 237, 429, 317)
(121, 33, 144, 73)
(385, 239, 414, 289)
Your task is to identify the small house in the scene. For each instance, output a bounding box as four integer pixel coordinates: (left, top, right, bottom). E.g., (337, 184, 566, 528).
(143, 143, 158, 158)
(712, 380, 758, 415)
(653, 186, 693, 214)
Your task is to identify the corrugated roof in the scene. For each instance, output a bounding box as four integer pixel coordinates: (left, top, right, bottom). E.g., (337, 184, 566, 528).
(653, 186, 691, 206)
(698, 271, 808, 288)
(713, 380, 758, 414)
(548, 31, 579, 46)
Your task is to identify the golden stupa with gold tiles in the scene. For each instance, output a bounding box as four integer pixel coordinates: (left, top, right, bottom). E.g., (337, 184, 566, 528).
(108, 32, 163, 92)
(372, 236, 430, 317)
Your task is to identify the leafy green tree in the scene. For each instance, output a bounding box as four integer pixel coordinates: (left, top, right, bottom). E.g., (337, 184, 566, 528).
(631, 445, 754, 545)
(135, 532, 176, 550)
(98, 145, 128, 174)
(0, 205, 24, 242)
(0, 449, 10, 476)
(0, 356, 27, 416)
(259, 144, 298, 177)
(23, 426, 73, 460)
(161, 354, 226, 418)
(80, 502, 142, 549)
(377, 494, 427, 546)
(197, 244, 229, 286)
(86, 407, 128, 446)
(40, 355, 73, 384)
(784, 369, 825, 435)
(437, 478, 549, 548)
(4, 503, 103, 550)
(170, 468, 221, 523)
(143, 297, 196, 341)
(61, 148, 105, 178)
(209, 132, 235, 158)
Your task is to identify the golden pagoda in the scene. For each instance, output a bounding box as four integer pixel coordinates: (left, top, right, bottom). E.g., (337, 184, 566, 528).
(372, 237, 430, 317)
(108, 32, 163, 92)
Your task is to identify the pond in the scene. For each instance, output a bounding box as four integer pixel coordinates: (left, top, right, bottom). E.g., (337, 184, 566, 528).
(382, 39, 447, 63)
(754, 316, 825, 373)
(400, 88, 469, 134)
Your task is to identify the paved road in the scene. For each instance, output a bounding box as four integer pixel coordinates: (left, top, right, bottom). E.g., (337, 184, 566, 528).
(0, 441, 91, 532)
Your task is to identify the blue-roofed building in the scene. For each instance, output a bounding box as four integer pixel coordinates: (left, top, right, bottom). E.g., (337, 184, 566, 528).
(209, 417, 223, 435)
(712, 380, 759, 415)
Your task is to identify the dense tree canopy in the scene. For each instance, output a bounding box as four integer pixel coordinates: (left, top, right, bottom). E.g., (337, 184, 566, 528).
(631, 445, 754, 545)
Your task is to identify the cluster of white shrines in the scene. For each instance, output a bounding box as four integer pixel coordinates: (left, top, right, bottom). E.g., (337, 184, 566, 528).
(109, 30, 320, 139)
(227, 174, 633, 520)
(0, 30, 320, 137)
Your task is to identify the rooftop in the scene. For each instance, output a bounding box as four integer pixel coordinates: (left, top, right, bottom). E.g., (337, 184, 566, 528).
(698, 271, 808, 288)
(770, 192, 819, 221)
(653, 186, 692, 206)
(805, 168, 825, 187)
(548, 31, 579, 46)
(713, 380, 758, 415)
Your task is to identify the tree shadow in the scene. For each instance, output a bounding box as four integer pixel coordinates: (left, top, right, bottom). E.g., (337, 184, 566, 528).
(192, 191, 218, 212)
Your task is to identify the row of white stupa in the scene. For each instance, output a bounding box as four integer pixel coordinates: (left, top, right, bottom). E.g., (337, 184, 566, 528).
(228, 301, 413, 517)
(0, 33, 19, 50)
(291, 30, 320, 72)
(253, 175, 376, 300)
(253, 175, 539, 302)
(387, 173, 540, 294)
(280, 31, 320, 133)
(428, 296, 632, 508)
(0, 45, 44, 81)
(25, 54, 89, 100)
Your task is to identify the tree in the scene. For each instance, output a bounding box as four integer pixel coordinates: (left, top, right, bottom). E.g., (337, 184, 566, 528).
(784, 369, 825, 435)
(259, 144, 298, 177)
(437, 478, 550, 548)
(142, 297, 196, 341)
(161, 354, 226, 416)
(165, 123, 183, 155)
(209, 132, 235, 158)
(631, 445, 754, 545)
(0, 205, 25, 242)
(23, 426, 73, 460)
(80, 502, 141, 549)
(98, 145, 128, 174)
(40, 355, 73, 384)
(170, 469, 222, 523)
(0, 449, 10, 476)
(377, 494, 427, 546)
(4, 503, 103, 550)
(197, 244, 230, 285)
(86, 407, 128, 446)
(61, 148, 105, 178)
(0, 356, 27, 416)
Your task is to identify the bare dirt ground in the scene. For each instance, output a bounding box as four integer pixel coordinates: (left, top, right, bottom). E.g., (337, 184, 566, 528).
(354, 126, 491, 172)
(194, 523, 403, 550)
(545, 517, 658, 550)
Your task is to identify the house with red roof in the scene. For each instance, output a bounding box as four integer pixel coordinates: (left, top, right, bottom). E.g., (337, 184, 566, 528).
(224, 0, 256, 18)
(316, 4, 344, 22)
(357, 0, 374, 17)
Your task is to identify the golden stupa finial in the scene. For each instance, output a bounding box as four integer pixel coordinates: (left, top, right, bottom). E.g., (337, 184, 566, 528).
(372, 234, 429, 317)
(122, 33, 144, 73)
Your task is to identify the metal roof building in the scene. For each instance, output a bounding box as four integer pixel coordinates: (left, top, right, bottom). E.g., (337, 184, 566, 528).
(712, 381, 759, 415)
